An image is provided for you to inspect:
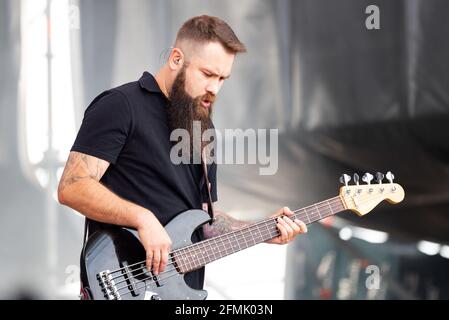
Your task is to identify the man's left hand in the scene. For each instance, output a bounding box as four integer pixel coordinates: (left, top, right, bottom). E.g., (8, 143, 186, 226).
(266, 207, 307, 245)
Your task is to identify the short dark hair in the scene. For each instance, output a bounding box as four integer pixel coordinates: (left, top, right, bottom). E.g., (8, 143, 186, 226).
(176, 15, 247, 54)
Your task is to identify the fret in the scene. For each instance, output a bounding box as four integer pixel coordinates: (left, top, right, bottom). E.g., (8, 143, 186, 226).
(313, 206, 318, 220)
(204, 242, 212, 266)
(314, 204, 321, 220)
(215, 242, 222, 261)
(209, 241, 221, 260)
(187, 247, 200, 270)
(245, 229, 252, 248)
(181, 248, 188, 272)
(233, 230, 242, 252)
(254, 223, 265, 243)
(312, 206, 318, 221)
(196, 243, 207, 268)
(256, 223, 265, 243)
(226, 235, 233, 256)
(266, 221, 274, 241)
(212, 240, 220, 262)
(219, 234, 228, 257)
(306, 208, 312, 224)
(226, 234, 234, 253)
(181, 251, 188, 272)
(271, 219, 279, 239)
(248, 227, 257, 246)
(305, 208, 312, 223)
(298, 209, 303, 221)
(240, 231, 246, 251)
(228, 235, 235, 255)
(274, 218, 280, 238)
(185, 248, 193, 272)
(266, 219, 274, 240)
(302, 208, 310, 224)
(228, 234, 238, 252)
(333, 197, 344, 213)
(327, 200, 333, 217)
(174, 249, 185, 272)
(204, 243, 211, 266)
(241, 229, 250, 250)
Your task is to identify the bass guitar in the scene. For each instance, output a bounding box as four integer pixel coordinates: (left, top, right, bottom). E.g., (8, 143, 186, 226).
(80, 171, 404, 300)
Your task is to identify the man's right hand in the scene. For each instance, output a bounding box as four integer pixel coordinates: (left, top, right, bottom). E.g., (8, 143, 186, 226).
(58, 151, 173, 275)
(136, 213, 172, 276)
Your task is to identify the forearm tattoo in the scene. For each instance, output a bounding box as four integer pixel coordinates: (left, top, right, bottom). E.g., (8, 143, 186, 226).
(59, 152, 109, 192)
(203, 212, 250, 239)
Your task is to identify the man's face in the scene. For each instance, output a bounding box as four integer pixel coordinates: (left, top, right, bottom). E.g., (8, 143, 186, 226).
(182, 41, 235, 115)
(167, 41, 235, 156)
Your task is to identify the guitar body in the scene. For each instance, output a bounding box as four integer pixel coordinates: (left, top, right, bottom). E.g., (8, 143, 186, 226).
(80, 209, 211, 300)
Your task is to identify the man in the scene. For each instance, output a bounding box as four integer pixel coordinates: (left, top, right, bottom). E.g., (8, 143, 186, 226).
(58, 15, 307, 297)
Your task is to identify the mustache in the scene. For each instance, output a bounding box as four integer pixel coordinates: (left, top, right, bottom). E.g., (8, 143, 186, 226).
(199, 92, 216, 104)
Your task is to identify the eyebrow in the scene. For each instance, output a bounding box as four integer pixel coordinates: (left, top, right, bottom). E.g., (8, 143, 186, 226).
(203, 68, 231, 80)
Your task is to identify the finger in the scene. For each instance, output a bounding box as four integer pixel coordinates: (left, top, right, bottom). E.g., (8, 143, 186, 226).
(294, 219, 308, 233)
(282, 206, 294, 217)
(160, 248, 169, 274)
(283, 216, 301, 235)
(146, 251, 153, 272)
(152, 250, 161, 275)
(277, 218, 289, 243)
(279, 216, 294, 240)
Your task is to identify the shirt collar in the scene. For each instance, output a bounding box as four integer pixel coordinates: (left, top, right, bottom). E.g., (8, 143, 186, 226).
(139, 71, 164, 94)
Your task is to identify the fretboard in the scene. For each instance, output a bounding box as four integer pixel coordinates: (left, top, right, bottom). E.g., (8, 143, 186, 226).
(173, 196, 346, 273)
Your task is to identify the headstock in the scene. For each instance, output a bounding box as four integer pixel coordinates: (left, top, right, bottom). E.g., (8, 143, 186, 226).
(339, 171, 405, 216)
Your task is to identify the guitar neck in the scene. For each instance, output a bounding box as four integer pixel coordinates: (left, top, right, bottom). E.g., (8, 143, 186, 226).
(174, 196, 346, 273)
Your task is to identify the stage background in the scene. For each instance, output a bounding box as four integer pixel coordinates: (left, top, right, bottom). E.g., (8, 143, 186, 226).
(1, 0, 448, 299)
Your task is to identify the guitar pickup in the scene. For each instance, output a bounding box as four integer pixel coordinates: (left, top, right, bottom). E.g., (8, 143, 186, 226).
(149, 271, 164, 287)
(143, 265, 164, 288)
(121, 261, 139, 297)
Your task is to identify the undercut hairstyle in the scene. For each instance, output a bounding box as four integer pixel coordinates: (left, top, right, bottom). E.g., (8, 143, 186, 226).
(175, 15, 247, 54)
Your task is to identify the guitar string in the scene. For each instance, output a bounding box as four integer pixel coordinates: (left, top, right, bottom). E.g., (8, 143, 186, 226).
(114, 201, 345, 298)
(106, 197, 343, 283)
(106, 196, 343, 278)
(115, 218, 310, 296)
(107, 198, 343, 287)
(117, 270, 182, 299)
(112, 209, 331, 290)
(109, 200, 350, 295)
(114, 212, 328, 296)
(101, 187, 396, 298)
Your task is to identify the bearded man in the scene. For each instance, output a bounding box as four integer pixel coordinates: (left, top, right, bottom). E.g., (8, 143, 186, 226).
(58, 15, 307, 299)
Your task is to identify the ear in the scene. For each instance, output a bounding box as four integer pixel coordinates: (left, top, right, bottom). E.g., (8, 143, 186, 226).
(168, 47, 184, 70)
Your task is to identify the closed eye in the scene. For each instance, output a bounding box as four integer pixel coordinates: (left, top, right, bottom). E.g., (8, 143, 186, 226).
(202, 70, 230, 81)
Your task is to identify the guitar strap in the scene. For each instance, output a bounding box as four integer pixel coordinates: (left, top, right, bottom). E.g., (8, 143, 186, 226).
(80, 218, 92, 300)
(83, 218, 89, 246)
(201, 148, 216, 224)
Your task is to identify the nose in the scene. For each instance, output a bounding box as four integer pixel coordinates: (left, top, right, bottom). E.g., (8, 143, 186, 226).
(206, 79, 221, 96)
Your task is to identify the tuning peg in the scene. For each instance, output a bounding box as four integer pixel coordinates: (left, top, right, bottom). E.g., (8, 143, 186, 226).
(362, 172, 374, 185)
(376, 172, 385, 184)
(353, 173, 360, 185)
(386, 171, 395, 183)
(339, 174, 351, 187)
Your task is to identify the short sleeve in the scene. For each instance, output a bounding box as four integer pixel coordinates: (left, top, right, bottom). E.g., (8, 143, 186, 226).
(71, 90, 132, 164)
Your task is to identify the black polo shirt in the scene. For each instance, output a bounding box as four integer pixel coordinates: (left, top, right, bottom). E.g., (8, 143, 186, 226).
(71, 71, 218, 290)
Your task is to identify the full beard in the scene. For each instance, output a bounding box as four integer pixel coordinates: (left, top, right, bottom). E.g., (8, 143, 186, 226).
(167, 66, 216, 162)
